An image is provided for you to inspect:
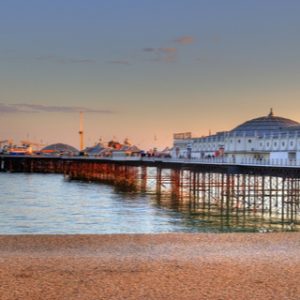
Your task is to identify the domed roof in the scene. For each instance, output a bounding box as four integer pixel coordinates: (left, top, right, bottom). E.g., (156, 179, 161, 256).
(285, 125, 300, 131)
(42, 143, 78, 153)
(230, 109, 299, 134)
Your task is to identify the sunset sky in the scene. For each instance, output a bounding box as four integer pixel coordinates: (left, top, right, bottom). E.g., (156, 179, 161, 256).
(1, 1, 300, 150)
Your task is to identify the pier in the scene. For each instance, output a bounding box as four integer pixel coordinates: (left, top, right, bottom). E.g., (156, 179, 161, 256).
(2, 154, 300, 176)
(1, 155, 300, 230)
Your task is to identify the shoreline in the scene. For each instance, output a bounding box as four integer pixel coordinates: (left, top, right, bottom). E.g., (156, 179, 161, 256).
(1, 233, 300, 299)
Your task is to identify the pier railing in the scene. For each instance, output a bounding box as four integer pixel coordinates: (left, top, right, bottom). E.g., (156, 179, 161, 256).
(74, 156, 300, 168)
(2, 154, 300, 169)
(146, 157, 300, 168)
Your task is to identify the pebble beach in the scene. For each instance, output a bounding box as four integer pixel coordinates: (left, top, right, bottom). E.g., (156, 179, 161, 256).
(0, 233, 300, 300)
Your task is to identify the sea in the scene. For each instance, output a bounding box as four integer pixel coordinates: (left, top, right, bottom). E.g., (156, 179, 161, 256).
(0, 172, 297, 234)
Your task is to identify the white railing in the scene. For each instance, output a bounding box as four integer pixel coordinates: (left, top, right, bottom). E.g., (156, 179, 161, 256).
(141, 157, 300, 168)
(60, 155, 300, 167)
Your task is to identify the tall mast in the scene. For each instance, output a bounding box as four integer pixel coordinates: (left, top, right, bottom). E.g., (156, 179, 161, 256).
(79, 112, 84, 151)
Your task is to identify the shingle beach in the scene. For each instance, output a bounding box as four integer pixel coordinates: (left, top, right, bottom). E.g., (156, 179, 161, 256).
(0, 233, 300, 300)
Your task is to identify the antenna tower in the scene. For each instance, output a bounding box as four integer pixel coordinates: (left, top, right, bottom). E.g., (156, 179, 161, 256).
(79, 112, 84, 151)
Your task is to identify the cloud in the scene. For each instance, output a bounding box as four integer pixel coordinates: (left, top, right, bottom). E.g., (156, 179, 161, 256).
(106, 60, 131, 65)
(0, 103, 20, 113)
(143, 47, 177, 53)
(35, 55, 96, 64)
(158, 48, 177, 62)
(0, 103, 114, 114)
(173, 35, 195, 45)
(142, 47, 177, 63)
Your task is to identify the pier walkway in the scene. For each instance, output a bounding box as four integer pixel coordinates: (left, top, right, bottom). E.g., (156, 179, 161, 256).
(2, 155, 300, 177)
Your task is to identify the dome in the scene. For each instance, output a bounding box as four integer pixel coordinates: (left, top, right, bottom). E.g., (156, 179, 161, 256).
(285, 124, 300, 132)
(42, 143, 78, 153)
(230, 109, 299, 134)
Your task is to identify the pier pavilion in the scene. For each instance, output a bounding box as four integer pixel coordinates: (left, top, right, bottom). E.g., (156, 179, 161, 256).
(173, 109, 300, 163)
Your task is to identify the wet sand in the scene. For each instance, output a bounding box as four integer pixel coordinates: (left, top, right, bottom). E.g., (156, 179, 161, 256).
(0, 233, 300, 300)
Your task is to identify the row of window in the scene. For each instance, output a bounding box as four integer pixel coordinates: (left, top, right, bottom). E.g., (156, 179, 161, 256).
(190, 140, 299, 151)
(259, 140, 296, 148)
(178, 137, 300, 152)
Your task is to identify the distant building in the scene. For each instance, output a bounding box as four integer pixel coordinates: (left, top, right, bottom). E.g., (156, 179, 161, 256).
(84, 142, 106, 156)
(173, 109, 300, 163)
(84, 139, 142, 158)
(41, 143, 79, 155)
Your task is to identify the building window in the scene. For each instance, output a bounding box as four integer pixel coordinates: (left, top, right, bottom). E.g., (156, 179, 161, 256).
(274, 142, 277, 147)
(238, 139, 241, 143)
(290, 141, 294, 146)
(267, 142, 270, 147)
(248, 139, 252, 143)
(282, 142, 285, 147)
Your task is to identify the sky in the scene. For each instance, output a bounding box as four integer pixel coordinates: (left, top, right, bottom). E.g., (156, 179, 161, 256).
(1, 0, 300, 150)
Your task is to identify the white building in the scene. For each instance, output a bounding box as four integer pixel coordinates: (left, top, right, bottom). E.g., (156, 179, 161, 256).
(173, 109, 300, 163)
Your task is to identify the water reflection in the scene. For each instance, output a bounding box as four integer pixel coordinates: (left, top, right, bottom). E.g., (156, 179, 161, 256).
(0, 170, 299, 234)
(142, 168, 300, 232)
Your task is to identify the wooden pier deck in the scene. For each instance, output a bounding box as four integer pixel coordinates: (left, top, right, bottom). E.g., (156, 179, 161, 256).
(2, 155, 300, 177)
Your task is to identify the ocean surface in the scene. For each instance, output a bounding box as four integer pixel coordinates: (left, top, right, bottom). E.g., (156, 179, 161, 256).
(0, 172, 296, 234)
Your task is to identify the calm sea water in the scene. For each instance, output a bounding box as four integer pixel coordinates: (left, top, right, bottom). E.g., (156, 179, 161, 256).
(0, 173, 295, 234)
